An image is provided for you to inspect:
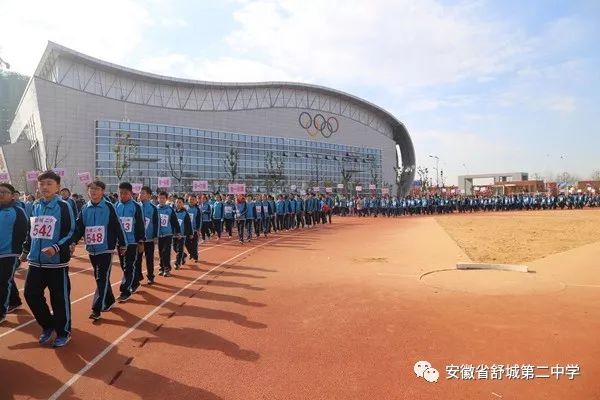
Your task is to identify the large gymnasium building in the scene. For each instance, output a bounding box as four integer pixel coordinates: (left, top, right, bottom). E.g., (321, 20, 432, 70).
(2, 42, 415, 195)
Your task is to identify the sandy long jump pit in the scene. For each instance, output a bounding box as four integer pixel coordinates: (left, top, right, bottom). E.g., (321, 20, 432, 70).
(0, 210, 599, 400)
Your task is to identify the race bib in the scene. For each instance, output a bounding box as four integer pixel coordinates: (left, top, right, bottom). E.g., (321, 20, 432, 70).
(30, 216, 57, 239)
(178, 219, 183, 228)
(120, 217, 133, 233)
(255, 206, 261, 214)
(160, 214, 169, 227)
(85, 225, 105, 245)
(144, 217, 150, 229)
(224, 206, 233, 214)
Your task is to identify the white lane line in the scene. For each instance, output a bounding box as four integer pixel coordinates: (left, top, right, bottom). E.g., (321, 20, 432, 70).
(1, 243, 226, 339)
(49, 236, 285, 400)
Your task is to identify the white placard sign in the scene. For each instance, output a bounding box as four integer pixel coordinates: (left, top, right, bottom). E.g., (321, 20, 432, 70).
(228, 183, 246, 194)
(192, 180, 209, 192)
(0, 172, 10, 183)
(132, 183, 143, 194)
(325, 187, 332, 193)
(158, 177, 171, 188)
(78, 172, 92, 185)
(337, 183, 344, 189)
(291, 185, 297, 190)
(52, 168, 66, 178)
(369, 184, 376, 190)
(26, 170, 40, 182)
(382, 188, 390, 195)
(355, 186, 363, 191)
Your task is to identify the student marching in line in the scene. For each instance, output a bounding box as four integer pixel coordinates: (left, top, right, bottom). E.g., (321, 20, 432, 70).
(199, 195, 212, 242)
(21, 170, 75, 347)
(295, 194, 305, 229)
(254, 195, 264, 238)
(71, 180, 126, 321)
(223, 195, 235, 239)
(174, 197, 193, 270)
(260, 194, 271, 238)
(137, 186, 159, 284)
(115, 183, 145, 302)
(212, 194, 224, 240)
(185, 194, 201, 261)
(60, 188, 78, 217)
(245, 194, 256, 242)
(235, 194, 248, 244)
(268, 195, 277, 233)
(0, 183, 27, 325)
(275, 194, 285, 231)
(157, 191, 181, 277)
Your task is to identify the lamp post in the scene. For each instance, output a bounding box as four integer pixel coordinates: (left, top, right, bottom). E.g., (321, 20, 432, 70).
(428, 155, 440, 187)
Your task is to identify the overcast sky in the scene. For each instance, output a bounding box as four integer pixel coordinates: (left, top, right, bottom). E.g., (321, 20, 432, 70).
(1, 0, 598, 185)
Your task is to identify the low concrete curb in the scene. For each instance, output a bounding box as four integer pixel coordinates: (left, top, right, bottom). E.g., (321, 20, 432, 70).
(456, 262, 529, 273)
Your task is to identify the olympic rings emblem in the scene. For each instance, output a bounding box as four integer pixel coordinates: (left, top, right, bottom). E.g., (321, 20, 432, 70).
(299, 112, 339, 138)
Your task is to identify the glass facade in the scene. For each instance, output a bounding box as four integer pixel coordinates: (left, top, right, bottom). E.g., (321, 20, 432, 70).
(95, 120, 383, 192)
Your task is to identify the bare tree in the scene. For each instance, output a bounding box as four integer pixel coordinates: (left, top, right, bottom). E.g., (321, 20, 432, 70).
(44, 135, 68, 169)
(556, 171, 579, 186)
(368, 160, 380, 187)
(113, 131, 138, 181)
(223, 147, 239, 183)
(340, 162, 354, 196)
(264, 151, 286, 193)
(165, 143, 186, 191)
(417, 166, 431, 193)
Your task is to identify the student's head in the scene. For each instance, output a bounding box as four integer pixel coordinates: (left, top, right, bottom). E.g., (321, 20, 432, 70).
(247, 194, 253, 201)
(236, 194, 245, 203)
(60, 188, 71, 199)
(0, 183, 16, 205)
(37, 170, 61, 199)
(168, 194, 175, 203)
(158, 191, 169, 205)
(216, 194, 222, 201)
(12, 190, 21, 202)
(175, 197, 185, 209)
(118, 182, 133, 202)
(87, 180, 106, 203)
(27, 194, 35, 202)
(139, 186, 152, 202)
(200, 194, 207, 203)
(187, 193, 198, 205)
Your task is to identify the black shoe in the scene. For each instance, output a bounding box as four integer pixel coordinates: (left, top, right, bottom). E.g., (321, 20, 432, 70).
(182, 254, 188, 265)
(158, 270, 165, 276)
(164, 271, 171, 277)
(89, 311, 101, 321)
(131, 285, 139, 294)
(117, 293, 131, 303)
(102, 302, 115, 312)
(174, 264, 180, 270)
(147, 277, 154, 285)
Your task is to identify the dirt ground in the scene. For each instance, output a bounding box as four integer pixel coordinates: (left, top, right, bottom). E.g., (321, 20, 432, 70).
(435, 209, 600, 264)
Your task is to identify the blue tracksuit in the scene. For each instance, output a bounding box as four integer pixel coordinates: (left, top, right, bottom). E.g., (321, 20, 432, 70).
(0, 201, 28, 318)
(223, 202, 235, 220)
(22, 195, 75, 338)
(175, 209, 193, 237)
(140, 200, 159, 242)
(157, 204, 181, 237)
(0, 202, 28, 258)
(186, 204, 202, 231)
(212, 201, 224, 220)
(115, 200, 145, 245)
(72, 199, 126, 255)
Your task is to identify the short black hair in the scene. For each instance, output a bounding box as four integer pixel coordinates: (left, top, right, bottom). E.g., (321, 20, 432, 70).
(0, 183, 16, 193)
(88, 180, 106, 190)
(60, 188, 71, 194)
(37, 170, 61, 184)
(14, 190, 20, 195)
(158, 191, 169, 197)
(176, 197, 185, 202)
(118, 182, 133, 192)
(141, 186, 152, 195)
